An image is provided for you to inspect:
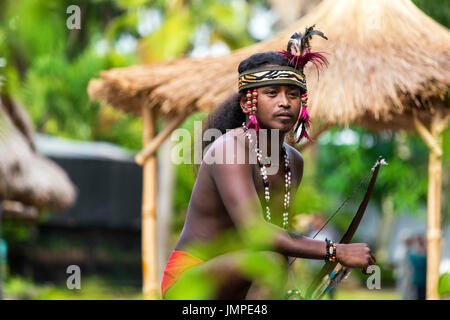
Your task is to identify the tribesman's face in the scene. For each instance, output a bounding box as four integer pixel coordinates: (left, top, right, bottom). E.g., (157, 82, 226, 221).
(240, 84, 302, 133)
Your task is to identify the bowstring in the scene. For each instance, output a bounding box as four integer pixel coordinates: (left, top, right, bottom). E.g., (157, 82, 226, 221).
(311, 169, 373, 240)
(288, 167, 374, 267)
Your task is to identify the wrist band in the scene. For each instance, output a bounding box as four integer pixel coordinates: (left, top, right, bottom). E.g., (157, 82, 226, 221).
(325, 238, 337, 262)
(287, 230, 303, 238)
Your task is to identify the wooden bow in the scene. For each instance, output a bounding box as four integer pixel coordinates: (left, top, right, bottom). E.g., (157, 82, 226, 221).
(302, 156, 386, 299)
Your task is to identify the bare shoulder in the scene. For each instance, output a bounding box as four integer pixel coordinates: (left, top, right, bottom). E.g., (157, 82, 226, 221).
(284, 143, 303, 168)
(202, 127, 250, 167)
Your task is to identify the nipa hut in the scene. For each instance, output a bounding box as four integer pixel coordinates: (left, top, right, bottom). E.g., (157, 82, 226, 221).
(0, 95, 76, 214)
(88, 0, 449, 299)
(0, 94, 77, 299)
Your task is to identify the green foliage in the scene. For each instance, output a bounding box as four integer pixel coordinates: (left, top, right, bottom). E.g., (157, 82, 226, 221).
(292, 182, 329, 215)
(95, 107, 144, 150)
(138, 0, 254, 61)
(4, 0, 66, 59)
(317, 127, 433, 216)
(333, 288, 399, 300)
(4, 276, 40, 300)
(2, 220, 35, 243)
(172, 113, 207, 236)
(139, 8, 195, 61)
(0, 0, 258, 148)
(439, 272, 450, 298)
(1, 0, 141, 146)
(4, 275, 142, 300)
(22, 51, 100, 138)
(413, 0, 450, 28)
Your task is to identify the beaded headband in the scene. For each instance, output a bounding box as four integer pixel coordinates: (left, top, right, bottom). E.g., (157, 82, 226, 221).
(240, 25, 328, 143)
(238, 66, 306, 92)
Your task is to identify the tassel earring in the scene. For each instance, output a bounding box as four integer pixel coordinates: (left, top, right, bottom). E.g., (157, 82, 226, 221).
(243, 89, 261, 133)
(295, 93, 315, 143)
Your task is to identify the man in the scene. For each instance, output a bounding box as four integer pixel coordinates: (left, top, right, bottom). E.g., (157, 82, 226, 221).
(162, 26, 376, 300)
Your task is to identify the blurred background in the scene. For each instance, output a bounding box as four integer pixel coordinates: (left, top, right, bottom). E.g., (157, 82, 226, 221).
(0, 0, 449, 300)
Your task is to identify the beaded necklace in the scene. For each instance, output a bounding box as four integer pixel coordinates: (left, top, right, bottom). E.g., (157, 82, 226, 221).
(243, 126, 292, 229)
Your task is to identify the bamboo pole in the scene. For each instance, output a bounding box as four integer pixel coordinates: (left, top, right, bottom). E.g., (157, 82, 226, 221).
(412, 114, 443, 157)
(141, 105, 158, 300)
(135, 112, 189, 166)
(423, 108, 446, 300)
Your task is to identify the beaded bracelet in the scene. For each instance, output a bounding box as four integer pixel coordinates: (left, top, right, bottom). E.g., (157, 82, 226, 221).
(325, 238, 337, 262)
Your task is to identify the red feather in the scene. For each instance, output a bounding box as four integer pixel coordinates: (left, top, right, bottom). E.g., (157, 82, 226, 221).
(295, 107, 315, 144)
(279, 50, 328, 78)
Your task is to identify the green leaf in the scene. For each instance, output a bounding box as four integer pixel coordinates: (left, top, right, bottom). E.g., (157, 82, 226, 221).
(139, 8, 195, 61)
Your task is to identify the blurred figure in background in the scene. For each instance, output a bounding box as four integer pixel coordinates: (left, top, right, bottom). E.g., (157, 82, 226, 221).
(409, 234, 427, 300)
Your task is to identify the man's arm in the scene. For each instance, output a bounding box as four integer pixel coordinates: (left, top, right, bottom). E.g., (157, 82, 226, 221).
(205, 135, 375, 269)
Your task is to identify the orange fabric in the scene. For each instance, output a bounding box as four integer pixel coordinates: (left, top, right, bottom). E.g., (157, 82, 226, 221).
(161, 250, 204, 299)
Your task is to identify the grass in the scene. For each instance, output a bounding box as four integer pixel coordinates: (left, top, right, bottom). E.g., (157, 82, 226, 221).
(4, 275, 143, 300)
(4, 275, 400, 300)
(334, 288, 399, 300)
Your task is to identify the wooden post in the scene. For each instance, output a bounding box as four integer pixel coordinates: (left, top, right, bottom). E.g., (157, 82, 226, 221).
(135, 112, 189, 165)
(414, 106, 450, 300)
(425, 110, 443, 300)
(142, 106, 158, 299)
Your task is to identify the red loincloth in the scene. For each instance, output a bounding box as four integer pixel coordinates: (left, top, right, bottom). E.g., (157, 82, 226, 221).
(161, 250, 204, 299)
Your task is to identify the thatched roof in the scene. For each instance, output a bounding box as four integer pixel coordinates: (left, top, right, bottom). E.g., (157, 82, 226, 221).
(0, 96, 76, 211)
(88, 0, 449, 130)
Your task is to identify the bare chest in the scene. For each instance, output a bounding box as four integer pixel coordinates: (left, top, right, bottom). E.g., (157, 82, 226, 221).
(251, 161, 297, 223)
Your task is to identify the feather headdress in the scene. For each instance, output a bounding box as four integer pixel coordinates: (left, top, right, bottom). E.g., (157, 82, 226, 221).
(279, 25, 328, 74)
(279, 25, 328, 143)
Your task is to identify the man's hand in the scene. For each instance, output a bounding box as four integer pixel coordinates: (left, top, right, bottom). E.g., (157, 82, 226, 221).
(336, 243, 376, 274)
